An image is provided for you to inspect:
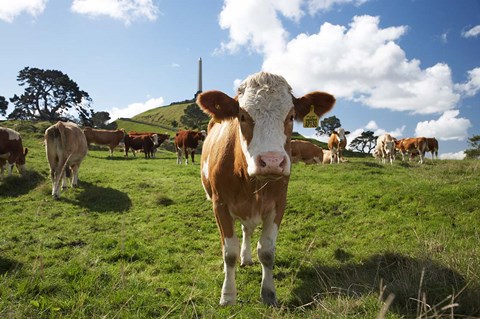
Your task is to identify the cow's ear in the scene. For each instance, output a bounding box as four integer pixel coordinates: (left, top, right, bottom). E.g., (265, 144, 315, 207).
(293, 92, 335, 121)
(197, 90, 239, 121)
(345, 131, 351, 135)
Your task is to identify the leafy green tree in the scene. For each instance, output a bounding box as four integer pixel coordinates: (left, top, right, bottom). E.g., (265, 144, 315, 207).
(180, 103, 209, 130)
(464, 135, 480, 159)
(315, 115, 341, 136)
(0, 96, 8, 117)
(91, 111, 111, 128)
(349, 130, 377, 153)
(8, 67, 93, 125)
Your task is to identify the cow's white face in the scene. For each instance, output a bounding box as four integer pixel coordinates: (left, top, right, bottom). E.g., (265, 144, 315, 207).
(337, 128, 346, 142)
(237, 81, 293, 178)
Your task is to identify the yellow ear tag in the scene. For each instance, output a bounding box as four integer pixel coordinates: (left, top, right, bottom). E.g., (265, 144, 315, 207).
(303, 105, 319, 128)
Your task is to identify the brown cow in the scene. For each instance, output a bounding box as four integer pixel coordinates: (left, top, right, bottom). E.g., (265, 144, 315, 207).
(83, 127, 125, 157)
(197, 71, 335, 306)
(425, 137, 439, 160)
(45, 121, 88, 199)
(174, 130, 206, 164)
(394, 137, 427, 164)
(327, 128, 349, 164)
(128, 131, 169, 157)
(290, 140, 323, 164)
(0, 127, 28, 177)
(124, 134, 157, 158)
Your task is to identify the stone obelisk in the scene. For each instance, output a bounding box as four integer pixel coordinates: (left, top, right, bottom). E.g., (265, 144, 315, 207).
(195, 57, 202, 99)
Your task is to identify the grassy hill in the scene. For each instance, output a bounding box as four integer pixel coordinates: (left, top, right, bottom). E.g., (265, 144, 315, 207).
(0, 121, 479, 318)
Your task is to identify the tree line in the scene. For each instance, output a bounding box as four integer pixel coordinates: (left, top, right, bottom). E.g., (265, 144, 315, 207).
(1, 67, 478, 158)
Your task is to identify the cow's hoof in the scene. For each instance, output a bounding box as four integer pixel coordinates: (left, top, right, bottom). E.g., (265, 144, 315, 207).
(220, 294, 236, 306)
(240, 260, 254, 267)
(261, 288, 278, 307)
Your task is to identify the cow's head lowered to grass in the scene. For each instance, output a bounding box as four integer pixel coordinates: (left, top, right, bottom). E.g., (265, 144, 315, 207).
(197, 72, 335, 306)
(197, 72, 335, 179)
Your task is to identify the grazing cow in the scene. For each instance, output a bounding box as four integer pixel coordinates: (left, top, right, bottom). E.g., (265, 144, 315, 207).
(174, 130, 206, 164)
(328, 128, 349, 164)
(0, 127, 28, 177)
(290, 140, 324, 164)
(83, 127, 125, 157)
(128, 131, 169, 157)
(45, 121, 88, 199)
(197, 72, 335, 306)
(124, 133, 157, 158)
(375, 133, 395, 164)
(395, 137, 427, 164)
(425, 137, 439, 160)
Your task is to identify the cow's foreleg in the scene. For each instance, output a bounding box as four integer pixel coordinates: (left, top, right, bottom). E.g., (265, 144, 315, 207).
(257, 221, 279, 306)
(240, 224, 254, 266)
(184, 148, 189, 165)
(214, 201, 238, 306)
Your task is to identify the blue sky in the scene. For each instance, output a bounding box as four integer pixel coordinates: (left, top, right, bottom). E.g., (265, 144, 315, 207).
(1, 0, 479, 159)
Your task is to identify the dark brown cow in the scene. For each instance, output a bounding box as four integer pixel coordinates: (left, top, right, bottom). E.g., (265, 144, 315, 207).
(290, 140, 323, 164)
(45, 121, 88, 199)
(124, 134, 156, 158)
(197, 72, 335, 306)
(174, 130, 206, 164)
(128, 131, 169, 157)
(83, 127, 125, 157)
(425, 137, 439, 160)
(0, 127, 28, 177)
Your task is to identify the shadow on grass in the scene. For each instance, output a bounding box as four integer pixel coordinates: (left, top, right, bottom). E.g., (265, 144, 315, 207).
(0, 255, 22, 275)
(287, 252, 480, 317)
(63, 181, 132, 213)
(0, 170, 45, 198)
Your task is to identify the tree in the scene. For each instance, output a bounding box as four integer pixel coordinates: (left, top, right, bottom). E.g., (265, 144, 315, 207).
(464, 135, 480, 159)
(8, 67, 93, 125)
(349, 130, 377, 153)
(315, 115, 341, 136)
(0, 96, 8, 117)
(180, 103, 209, 130)
(91, 111, 111, 128)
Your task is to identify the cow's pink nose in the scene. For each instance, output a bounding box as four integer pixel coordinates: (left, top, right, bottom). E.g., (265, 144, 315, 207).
(258, 152, 287, 173)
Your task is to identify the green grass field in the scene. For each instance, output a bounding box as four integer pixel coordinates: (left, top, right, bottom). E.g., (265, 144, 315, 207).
(1, 121, 479, 318)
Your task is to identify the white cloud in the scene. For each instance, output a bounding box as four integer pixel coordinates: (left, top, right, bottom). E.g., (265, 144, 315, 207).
(439, 151, 466, 160)
(307, 0, 369, 14)
(218, 2, 463, 115)
(455, 67, 480, 97)
(462, 25, 480, 38)
(108, 97, 164, 121)
(71, 0, 159, 25)
(0, 0, 46, 23)
(415, 110, 471, 141)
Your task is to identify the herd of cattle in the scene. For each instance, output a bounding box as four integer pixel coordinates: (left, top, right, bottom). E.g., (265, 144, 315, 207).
(0, 71, 441, 306)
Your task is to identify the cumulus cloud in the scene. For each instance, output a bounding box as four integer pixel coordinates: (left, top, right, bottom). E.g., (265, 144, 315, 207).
(455, 67, 480, 97)
(415, 110, 471, 141)
(71, 0, 159, 25)
(462, 25, 480, 38)
(307, 0, 369, 14)
(218, 1, 464, 115)
(0, 0, 46, 23)
(439, 151, 466, 160)
(108, 97, 164, 121)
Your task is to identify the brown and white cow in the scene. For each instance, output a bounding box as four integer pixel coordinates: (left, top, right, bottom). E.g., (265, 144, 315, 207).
(197, 72, 335, 306)
(290, 140, 323, 164)
(124, 133, 158, 158)
(0, 127, 28, 177)
(83, 127, 125, 157)
(45, 121, 88, 199)
(328, 128, 348, 164)
(394, 137, 427, 164)
(425, 137, 439, 160)
(174, 130, 206, 164)
(322, 149, 336, 164)
(375, 133, 395, 164)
